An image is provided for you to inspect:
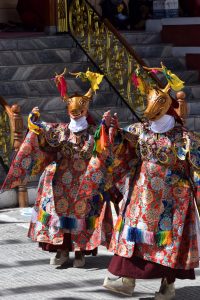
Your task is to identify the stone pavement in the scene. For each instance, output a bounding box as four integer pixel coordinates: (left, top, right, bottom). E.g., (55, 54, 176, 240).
(0, 208, 200, 300)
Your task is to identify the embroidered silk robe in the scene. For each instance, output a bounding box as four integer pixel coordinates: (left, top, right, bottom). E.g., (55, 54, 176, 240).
(2, 121, 113, 251)
(109, 123, 200, 270)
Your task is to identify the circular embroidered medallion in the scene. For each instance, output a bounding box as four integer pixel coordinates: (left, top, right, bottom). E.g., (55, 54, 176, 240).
(91, 170, 103, 184)
(55, 197, 69, 213)
(173, 186, 187, 198)
(73, 159, 86, 172)
(21, 157, 32, 170)
(12, 167, 22, 177)
(62, 171, 73, 185)
(21, 144, 32, 155)
(54, 185, 63, 197)
(150, 176, 164, 191)
(74, 200, 87, 215)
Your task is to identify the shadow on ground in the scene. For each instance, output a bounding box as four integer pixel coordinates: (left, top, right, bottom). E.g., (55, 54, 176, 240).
(57, 254, 112, 270)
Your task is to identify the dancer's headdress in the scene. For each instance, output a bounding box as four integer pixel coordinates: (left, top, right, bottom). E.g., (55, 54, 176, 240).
(132, 62, 185, 121)
(53, 68, 104, 115)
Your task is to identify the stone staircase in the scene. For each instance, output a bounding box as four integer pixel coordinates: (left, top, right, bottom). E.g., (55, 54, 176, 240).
(0, 31, 199, 131)
(1, 30, 200, 208)
(122, 31, 200, 132)
(0, 34, 134, 129)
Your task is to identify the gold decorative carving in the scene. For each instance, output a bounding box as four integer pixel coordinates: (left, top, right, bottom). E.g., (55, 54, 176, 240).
(57, 0, 68, 32)
(67, 0, 159, 119)
(0, 104, 12, 167)
(0, 97, 27, 208)
(57, 0, 164, 119)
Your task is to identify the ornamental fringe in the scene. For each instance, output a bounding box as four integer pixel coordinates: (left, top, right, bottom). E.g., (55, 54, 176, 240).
(114, 216, 124, 232)
(126, 226, 172, 246)
(155, 230, 172, 246)
(38, 210, 51, 225)
(38, 192, 108, 230)
(60, 215, 99, 230)
(93, 121, 109, 156)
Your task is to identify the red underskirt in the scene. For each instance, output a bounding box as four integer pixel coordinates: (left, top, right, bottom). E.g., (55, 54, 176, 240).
(108, 255, 195, 283)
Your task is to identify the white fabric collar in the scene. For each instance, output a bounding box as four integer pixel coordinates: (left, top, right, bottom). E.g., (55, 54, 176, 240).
(68, 116, 88, 133)
(150, 114, 175, 133)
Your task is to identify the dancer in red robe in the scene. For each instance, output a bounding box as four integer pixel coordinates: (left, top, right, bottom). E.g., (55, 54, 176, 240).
(103, 64, 200, 299)
(2, 69, 115, 268)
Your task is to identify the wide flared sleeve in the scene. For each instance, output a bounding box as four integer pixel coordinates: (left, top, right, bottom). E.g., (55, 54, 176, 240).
(110, 122, 142, 187)
(1, 131, 55, 191)
(175, 128, 200, 213)
(187, 131, 200, 212)
(1, 111, 70, 191)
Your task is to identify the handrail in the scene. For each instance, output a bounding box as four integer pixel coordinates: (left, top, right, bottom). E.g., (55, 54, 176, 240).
(56, 0, 162, 119)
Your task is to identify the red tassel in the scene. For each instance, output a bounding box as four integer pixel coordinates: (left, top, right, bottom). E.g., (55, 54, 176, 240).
(57, 76, 67, 98)
(100, 124, 109, 150)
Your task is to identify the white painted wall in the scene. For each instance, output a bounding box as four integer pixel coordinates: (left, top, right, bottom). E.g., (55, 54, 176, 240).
(0, 187, 37, 209)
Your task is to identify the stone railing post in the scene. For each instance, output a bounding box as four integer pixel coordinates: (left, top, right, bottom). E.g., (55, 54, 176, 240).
(175, 91, 188, 125)
(11, 104, 23, 151)
(11, 104, 28, 207)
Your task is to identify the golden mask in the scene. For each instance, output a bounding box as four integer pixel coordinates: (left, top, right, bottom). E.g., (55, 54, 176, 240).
(144, 85, 172, 121)
(66, 88, 93, 119)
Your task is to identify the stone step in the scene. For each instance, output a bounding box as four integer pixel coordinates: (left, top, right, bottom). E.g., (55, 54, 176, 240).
(0, 35, 74, 51)
(0, 48, 89, 66)
(143, 57, 186, 70)
(133, 44, 173, 58)
(121, 31, 161, 45)
(184, 85, 200, 100)
(156, 70, 199, 85)
(0, 62, 198, 84)
(187, 101, 200, 115)
(0, 68, 200, 99)
(20, 104, 134, 125)
(0, 78, 114, 97)
(0, 62, 95, 81)
(186, 115, 200, 132)
(2, 78, 199, 108)
(5, 91, 126, 113)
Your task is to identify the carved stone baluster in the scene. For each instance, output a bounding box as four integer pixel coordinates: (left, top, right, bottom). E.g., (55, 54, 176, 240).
(11, 104, 23, 151)
(175, 91, 188, 125)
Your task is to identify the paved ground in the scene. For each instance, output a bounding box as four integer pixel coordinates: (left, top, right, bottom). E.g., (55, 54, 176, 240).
(0, 208, 200, 300)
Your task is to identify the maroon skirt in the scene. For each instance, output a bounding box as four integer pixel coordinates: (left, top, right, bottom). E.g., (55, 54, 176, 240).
(38, 233, 98, 256)
(108, 255, 195, 283)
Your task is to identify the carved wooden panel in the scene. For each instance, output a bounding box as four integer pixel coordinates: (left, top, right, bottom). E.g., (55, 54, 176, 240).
(0, 96, 23, 184)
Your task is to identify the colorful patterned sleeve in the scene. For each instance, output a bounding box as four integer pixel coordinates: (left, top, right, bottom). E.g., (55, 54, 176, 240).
(105, 122, 142, 197)
(187, 131, 200, 213)
(1, 131, 55, 191)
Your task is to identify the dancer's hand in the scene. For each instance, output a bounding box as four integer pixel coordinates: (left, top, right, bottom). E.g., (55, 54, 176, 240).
(30, 106, 40, 121)
(111, 113, 119, 129)
(31, 106, 40, 115)
(102, 110, 111, 127)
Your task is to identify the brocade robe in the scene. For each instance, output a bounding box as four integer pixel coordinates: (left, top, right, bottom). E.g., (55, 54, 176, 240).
(110, 122, 200, 270)
(2, 121, 113, 251)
